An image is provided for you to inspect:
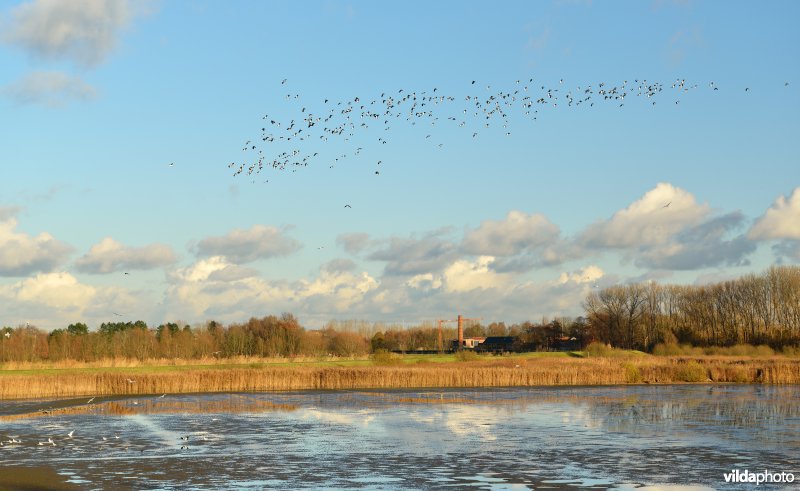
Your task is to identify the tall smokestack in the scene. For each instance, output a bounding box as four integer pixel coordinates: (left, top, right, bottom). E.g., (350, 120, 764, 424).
(457, 314, 463, 349)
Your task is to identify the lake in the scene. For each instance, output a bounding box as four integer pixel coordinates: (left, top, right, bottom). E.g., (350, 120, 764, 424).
(1, 385, 798, 489)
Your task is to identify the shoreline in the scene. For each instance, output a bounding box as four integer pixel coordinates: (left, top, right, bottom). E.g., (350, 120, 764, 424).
(1, 356, 799, 400)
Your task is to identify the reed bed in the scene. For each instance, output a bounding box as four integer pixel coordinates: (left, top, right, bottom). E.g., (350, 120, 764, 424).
(1, 356, 798, 400)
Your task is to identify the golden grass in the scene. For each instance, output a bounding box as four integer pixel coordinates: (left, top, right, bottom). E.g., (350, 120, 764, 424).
(1, 356, 798, 400)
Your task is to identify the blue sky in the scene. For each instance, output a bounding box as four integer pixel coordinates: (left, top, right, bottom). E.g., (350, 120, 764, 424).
(1, 0, 798, 330)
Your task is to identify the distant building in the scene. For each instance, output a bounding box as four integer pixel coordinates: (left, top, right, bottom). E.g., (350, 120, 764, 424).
(552, 336, 581, 351)
(475, 336, 516, 353)
(451, 337, 486, 350)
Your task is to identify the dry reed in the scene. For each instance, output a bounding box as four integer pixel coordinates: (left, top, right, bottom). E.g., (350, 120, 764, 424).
(1, 357, 798, 400)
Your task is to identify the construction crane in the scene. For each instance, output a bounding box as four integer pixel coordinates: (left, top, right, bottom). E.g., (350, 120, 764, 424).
(437, 314, 482, 352)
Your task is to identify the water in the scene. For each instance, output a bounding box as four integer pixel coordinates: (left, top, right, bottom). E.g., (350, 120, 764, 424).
(1, 385, 798, 489)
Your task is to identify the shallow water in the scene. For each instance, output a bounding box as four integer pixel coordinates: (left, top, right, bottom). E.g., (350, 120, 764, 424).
(1, 385, 798, 490)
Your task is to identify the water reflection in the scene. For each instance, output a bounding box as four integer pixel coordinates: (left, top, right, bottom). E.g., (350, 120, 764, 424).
(0, 385, 797, 489)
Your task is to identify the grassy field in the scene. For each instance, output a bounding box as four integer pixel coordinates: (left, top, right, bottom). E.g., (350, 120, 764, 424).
(1, 351, 798, 400)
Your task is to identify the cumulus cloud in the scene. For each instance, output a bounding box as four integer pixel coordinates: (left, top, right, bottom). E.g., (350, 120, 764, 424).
(580, 182, 709, 248)
(462, 211, 560, 256)
(748, 187, 800, 240)
(207, 264, 260, 282)
(558, 265, 604, 284)
(298, 269, 379, 311)
(772, 240, 800, 263)
(0, 207, 21, 221)
(336, 232, 371, 255)
(367, 233, 460, 276)
(74, 237, 177, 274)
(405, 273, 442, 292)
(10, 271, 95, 310)
(195, 225, 301, 263)
(0, 212, 72, 276)
(163, 256, 293, 322)
(574, 183, 756, 270)
(322, 258, 357, 273)
(442, 256, 510, 293)
(3, 70, 97, 107)
(0, 271, 140, 329)
(635, 212, 755, 270)
(162, 256, 379, 323)
(1, 0, 143, 67)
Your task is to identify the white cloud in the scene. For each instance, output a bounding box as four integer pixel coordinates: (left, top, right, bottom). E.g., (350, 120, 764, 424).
(406, 273, 442, 291)
(163, 256, 293, 322)
(580, 182, 709, 248)
(3, 70, 97, 107)
(462, 211, 560, 256)
(748, 187, 800, 240)
(195, 225, 301, 263)
(75, 237, 177, 274)
(298, 269, 378, 311)
(11, 272, 95, 309)
(558, 265, 604, 284)
(443, 256, 511, 293)
(162, 256, 378, 323)
(1, 0, 143, 67)
(0, 212, 72, 276)
(0, 271, 140, 329)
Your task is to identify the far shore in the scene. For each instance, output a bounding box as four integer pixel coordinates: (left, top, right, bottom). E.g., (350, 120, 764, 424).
(1, 353, 798, 401)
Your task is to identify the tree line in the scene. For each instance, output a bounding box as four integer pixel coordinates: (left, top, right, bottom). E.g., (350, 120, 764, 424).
(1, 265, 797, 363)
(583, 265, 800, 350)
(0, 314, 371, 363)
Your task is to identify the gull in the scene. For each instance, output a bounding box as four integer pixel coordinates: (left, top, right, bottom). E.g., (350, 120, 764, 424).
(67, 430, 74, 439)
(87, 397, 95, 404)
(126, 378, 136, 384)
(159, 394, 166, 398)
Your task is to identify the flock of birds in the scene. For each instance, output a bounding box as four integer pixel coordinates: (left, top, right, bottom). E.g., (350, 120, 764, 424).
(228, 77, 790, 181)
